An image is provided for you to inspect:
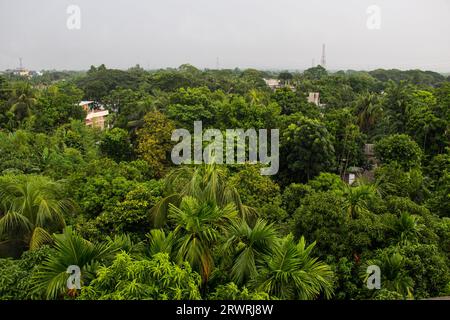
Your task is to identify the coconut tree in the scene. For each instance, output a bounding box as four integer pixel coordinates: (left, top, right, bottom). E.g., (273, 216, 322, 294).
(222, 218, 277, 285)
(252, 234, 334, 300)
(0, 175, 74, 250)
(168, 196, 237, 283)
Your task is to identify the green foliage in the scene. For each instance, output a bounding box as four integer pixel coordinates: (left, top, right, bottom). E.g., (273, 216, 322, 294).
(69, 158, 152, 218)
(328, 257, 360, 300)
(137, 111, 176, 177)
(209, 282, 270, 300)
(169, 196, 237, 282)
(369, 69, 445, 87)
(353, 93, 383, 137)
(281, 116, 336, 182)
(79, 181, 162, 241)
(325, 107, 366, 169)
(272, 87, 318, 117)
(405, 90, 446, 155)
(76, 65, 148, 101)
(0, 174, 74, 251)
(303, 65, 328, 81)
(222, 219, 278, 285)
(216, 95, 281, 130)
(100, 127, 134, 162)
(151, 163, 254, 227)
(399, 244, 450, 298)
(362, 250, 414, 298)
(375, 163, 428, 202)
(0, 246, 52, 299)
(33, 84, 85, 132)
(375, 134, 423, 170)
(167, 87, 223, 130)
(103, 88, 154, 130)
(229, 166, 287, 223)
(79, 252, 202, 300)
(307, 172, 345, 192)
(32, 227, 122, 299)
(292, 191, 387, 258)
(252, 234, 334, 300)
(3, 82, 37, 130)
(0, 66, 449, 301)
(281, 183, 312, 215)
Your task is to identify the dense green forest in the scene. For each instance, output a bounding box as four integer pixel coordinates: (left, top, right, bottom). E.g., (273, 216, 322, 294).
(0, 64, 449, 300)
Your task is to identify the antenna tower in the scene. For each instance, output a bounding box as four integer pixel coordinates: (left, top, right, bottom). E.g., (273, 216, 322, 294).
(320, 44, 326, 68)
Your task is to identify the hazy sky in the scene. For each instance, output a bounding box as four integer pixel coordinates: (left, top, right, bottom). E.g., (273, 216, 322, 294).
(1, 0, 449, 71)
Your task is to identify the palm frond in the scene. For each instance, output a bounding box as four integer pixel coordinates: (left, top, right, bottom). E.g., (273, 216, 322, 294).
(29, 226, 53, 250)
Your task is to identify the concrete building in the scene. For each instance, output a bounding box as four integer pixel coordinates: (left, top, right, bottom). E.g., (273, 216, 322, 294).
(307, 92, 321, 106)
(263, 78, 282, 90)
(79, 101, 109, 129)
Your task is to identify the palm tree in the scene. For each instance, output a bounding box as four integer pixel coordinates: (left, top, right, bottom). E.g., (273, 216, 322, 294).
(394, 212, 423, 245)
(150, 163, 256, 227)
(354, 93, 383, 134)
(384, 81, 413, 133)
(247, 89, 262, 105)
(341, 179, 380, 219)
(0, 175, 74, 250)
(222, 218, 277, 285)
(32, 227, 121, 299)
(146, 228, 176, 259)
(252, 234, 334, 300)
(363, 251, 414, 298)
(8, 82, 36, 123)
(168, 196, 237, 283)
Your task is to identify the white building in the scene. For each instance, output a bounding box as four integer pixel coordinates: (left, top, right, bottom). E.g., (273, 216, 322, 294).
(307, 92, 321, 106)
(263, 78, 282, 90)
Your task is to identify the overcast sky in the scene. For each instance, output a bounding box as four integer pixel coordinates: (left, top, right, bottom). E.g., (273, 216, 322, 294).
(1, 0, 449, 71)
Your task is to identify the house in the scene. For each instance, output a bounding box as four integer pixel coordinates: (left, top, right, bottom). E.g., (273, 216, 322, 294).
(263, 78, 282, 90)
(364, 144, 375, 157)
(341, 143, 380, 184)
(342, 166, 363, 185)
(264, 78, 296, 90)
(307, 92, 321, 106)
(79, 101, 109, 129)
(364, 143, 378, 168)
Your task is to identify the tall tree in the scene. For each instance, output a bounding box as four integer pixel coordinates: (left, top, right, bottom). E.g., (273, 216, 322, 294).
(0, 175, 74, 251)
(7, 82, 37, 128)
(150, 163, 256, 227)
(280, 116, 335, 182)
(168, 196, 237, 283)
(222, 219, 277, 285)
(252, 234, 334, 299)
(137, 111, 176, 177)
(32, 227, 121, 299)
